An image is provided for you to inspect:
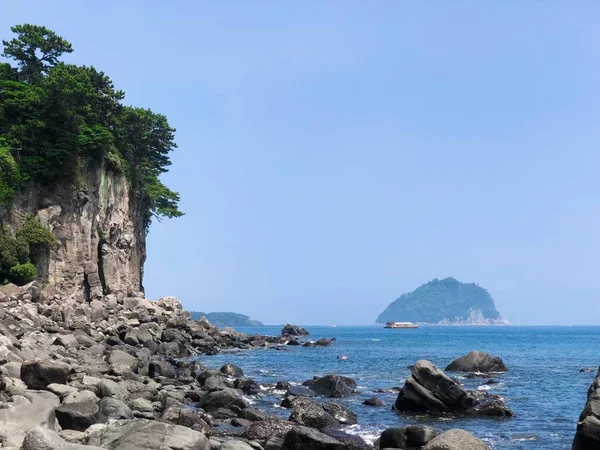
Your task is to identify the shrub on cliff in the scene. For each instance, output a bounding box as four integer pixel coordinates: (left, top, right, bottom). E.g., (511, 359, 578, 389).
(9, 262, 37, 285)
(16, 215, 56, 262)
(0, 139, 19, 205)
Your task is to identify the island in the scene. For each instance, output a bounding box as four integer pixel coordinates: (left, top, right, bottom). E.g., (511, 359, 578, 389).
(189, 312, 264, 327)
(376, 277, 509, 325)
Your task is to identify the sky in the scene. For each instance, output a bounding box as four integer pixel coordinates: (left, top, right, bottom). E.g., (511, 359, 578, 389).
(2, 1, 600, 325)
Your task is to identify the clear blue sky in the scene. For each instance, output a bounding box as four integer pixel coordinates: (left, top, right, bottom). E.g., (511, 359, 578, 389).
(3, 2, 599, 325)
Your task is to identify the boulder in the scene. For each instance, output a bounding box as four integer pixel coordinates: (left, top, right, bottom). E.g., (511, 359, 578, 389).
(394, 360, 513, 418)
(309, 375, 356, 398)
(220, 363, 244, 378)
(322, 402, 357, 425)
(21, 359, 70, 390)
(573, 367, 600, 450)
(362, 397, 383, 407)
(423, 429, 490, 450)
(315, 338, 332, 346)
(107, 349, 138, 372)
(86, 418, 210, 450)
(97, 397, 134, 420)
(321, 428, 371, 450)
(62, 389, 99, 404)
(281, 426, 344, 450)
(289, 398, 339, 430)
(55, 401, 101, 431)
(286, 385, 317, 399)
(97, 379, 128, 401)
(243, 419, 295, 441)
(281, 324, 309, 336)
(205, 375, 233, 392)
(197, 388, 246, 412)
(21, 426, 105, 450)
(445, 351, 507, 373)
(379, 425, 441, 449)
(220, 441, 255, 450)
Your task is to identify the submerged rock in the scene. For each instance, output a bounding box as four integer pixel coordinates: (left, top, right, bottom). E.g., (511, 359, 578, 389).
(445, 350, 507, 373)
(322, 402, 357, 425)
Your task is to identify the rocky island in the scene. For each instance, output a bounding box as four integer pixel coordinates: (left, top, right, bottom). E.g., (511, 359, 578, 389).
(376, 277, 509, 325)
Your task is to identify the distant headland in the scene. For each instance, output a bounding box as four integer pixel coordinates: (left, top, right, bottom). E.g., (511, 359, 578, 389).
(189, 311, 264, 327)
(376, 277, 509, 325)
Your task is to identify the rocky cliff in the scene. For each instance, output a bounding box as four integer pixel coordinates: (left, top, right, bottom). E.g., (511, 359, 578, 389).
(0, 167, 145, 301)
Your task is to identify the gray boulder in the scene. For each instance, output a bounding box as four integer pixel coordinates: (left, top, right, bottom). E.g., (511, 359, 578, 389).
(21, 426, 105, 450)
(20, 360, 69, 390)
(321, 428, 371, 450)
(573, 367, 600, 450)
(281, 426, 344, 450)
(445, 351, 507, 373)
(309, 375, 357, 398)
(55, 402, 101, 431)
(423, 429, 490, 450)
(197, 388, 246, 412)
(379, 425, 441, 449)
(289, 398, 339, 430)
(243, 419, 295, 441)
(85, 418, 210, 450)
(97, 397, 134, 420)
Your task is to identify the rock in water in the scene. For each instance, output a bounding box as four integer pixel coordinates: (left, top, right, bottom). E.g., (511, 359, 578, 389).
(289, 398, 339, 430)
(445, 350, 507, 373)
(423, 429, 490, 450)
(309, 375, 357, 398)
(379, 425, 441, 449)
(221, 363, 244, 378)
(394, 360, 513, 418)
(573, 367, 600, 450)
(281, 324, 310, 336)
(322, 402, 357, 425)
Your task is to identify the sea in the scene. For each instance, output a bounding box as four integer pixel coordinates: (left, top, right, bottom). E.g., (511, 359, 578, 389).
(198, 325, 600, 449)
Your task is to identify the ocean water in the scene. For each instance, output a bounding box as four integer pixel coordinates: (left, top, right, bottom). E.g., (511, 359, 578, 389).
(199, 325, 600, 449)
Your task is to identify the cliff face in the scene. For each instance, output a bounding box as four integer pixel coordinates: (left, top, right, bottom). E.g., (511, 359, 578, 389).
(0, 167, 145, 301)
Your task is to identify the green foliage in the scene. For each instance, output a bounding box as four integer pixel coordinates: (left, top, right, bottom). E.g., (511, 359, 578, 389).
(2, 24, 73, 83)
(0, 227, 30, 283)
(189, 312, 264, 327)
(376, 277, 501, 324)
(15, 215, 56, 263)
(0, 139, 19, 204)
(9, 262, 37, 285)
(0, 24, 182, 229)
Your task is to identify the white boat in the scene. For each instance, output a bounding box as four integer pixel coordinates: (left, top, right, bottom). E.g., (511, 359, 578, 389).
(384, 321, 418, 329)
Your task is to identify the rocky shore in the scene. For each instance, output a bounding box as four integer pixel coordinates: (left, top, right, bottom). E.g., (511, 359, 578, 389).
(0, 281, 589, 450)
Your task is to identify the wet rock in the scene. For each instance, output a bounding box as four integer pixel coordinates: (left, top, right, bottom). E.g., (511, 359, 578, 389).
(321, 428, 371, 450)
(315, 338, 332, 346)
(221, 363, 244, 378)
(445, 350, 507, 373)
(362, 397, 383, 407)
(322, 402, 357, 425)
